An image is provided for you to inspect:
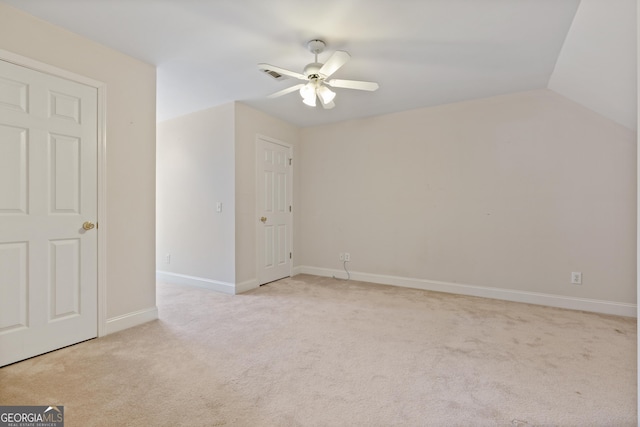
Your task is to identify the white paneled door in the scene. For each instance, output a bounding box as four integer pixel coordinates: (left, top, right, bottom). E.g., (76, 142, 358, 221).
(257, 136, 292, 285)
(0, 59, 98, 367)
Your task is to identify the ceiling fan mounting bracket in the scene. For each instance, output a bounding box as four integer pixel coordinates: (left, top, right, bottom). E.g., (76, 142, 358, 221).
(307, 39, 326, 55)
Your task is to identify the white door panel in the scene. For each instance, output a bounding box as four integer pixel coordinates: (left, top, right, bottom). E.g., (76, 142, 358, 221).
(0, 59, 98, 367)
(0, 124, 27, 213)
(257, 137, 292, 285)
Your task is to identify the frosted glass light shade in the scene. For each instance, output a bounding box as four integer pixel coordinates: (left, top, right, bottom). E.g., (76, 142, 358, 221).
(317, 85, 336, 104)
(300, 83, 316, 106)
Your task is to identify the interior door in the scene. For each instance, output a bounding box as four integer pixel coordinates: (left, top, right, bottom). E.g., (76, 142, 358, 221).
(0, 59, 98, 367)
(257, 136, 292, 285)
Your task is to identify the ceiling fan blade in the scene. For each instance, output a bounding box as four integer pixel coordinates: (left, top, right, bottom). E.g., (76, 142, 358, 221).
(326, 79, 379, 91)
(318, 51, 350, 78)
(267, 84, 304, 98)
(258, 63, 306, 80)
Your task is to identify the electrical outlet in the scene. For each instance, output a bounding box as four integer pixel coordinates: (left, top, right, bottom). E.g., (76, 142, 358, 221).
(571, 272, 582, 284)
(344, 253, 351, 262)
(339, 253, 344, 261)
(165, 254, 171, 264)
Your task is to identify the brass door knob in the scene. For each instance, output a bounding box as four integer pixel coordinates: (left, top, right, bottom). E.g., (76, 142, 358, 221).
(83, 221, 95, 230)
(260, 217, 267, 223)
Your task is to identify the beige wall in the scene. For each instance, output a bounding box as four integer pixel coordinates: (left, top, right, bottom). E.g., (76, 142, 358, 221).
(156, 102, 298, 291)
(234, 103, 300, 287)
(299, 89, 636, 305)
(0, 4, 157, 321)
(157, 91, 635, 311)
(157, 103, 235, 284)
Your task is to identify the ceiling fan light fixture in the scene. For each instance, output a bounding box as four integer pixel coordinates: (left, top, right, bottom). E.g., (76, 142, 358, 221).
(300, 82, 317, 107)
(302, 95, 317, 107)
(317, 85, 336, 105)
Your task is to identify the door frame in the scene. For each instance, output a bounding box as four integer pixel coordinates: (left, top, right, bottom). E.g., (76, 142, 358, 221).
(0, 49, 108, 337)
(255, 134, 293, 286)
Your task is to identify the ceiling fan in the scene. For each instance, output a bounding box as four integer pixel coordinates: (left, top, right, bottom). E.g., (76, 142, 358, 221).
(258, 40, 379, 109)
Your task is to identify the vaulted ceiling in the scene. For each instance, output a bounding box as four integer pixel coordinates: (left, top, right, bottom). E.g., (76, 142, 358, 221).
(2, 0, 636, 129)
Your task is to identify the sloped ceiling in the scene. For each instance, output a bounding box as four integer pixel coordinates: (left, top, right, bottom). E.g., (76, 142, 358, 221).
(1, 0, 636, 129)
(549, 0, 636, 130)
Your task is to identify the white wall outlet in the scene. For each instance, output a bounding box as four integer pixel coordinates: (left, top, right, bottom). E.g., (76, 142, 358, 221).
(165, 254, 171, 264)
(344, 252, 351, 262)
(216, 202, 222, 213)
(339, 253, 344, 261)
(571, 272, 582, 284)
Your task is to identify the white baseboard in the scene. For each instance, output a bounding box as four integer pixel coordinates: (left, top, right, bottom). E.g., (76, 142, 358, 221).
(236, 279, 259, 294)
(156, 271, 235, 295)
(296, 266, 637, 317)
(105, 306, 158, 335)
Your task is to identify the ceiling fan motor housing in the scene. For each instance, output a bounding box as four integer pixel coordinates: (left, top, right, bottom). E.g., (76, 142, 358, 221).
(304, 62, 324, 80)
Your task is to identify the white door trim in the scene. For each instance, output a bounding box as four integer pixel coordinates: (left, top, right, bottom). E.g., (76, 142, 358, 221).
(255, 134, 293, 286)
(0, 49, 108, 337)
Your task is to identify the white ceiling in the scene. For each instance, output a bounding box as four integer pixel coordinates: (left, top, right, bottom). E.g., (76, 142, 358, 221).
(2, 0, 636, 128)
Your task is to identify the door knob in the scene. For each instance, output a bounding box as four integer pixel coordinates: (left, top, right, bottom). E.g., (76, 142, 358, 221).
(82, 221, 95, 230)
(260, 217, 267, 223)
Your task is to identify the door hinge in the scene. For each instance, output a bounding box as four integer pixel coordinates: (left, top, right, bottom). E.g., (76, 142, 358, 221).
(290, 252, 292, 259)
(289, 205, 292, 212)
(289, 158, 292, 166)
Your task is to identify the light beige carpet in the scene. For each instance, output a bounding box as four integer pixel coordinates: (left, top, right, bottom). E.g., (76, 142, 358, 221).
(0, 274, 636, 426)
